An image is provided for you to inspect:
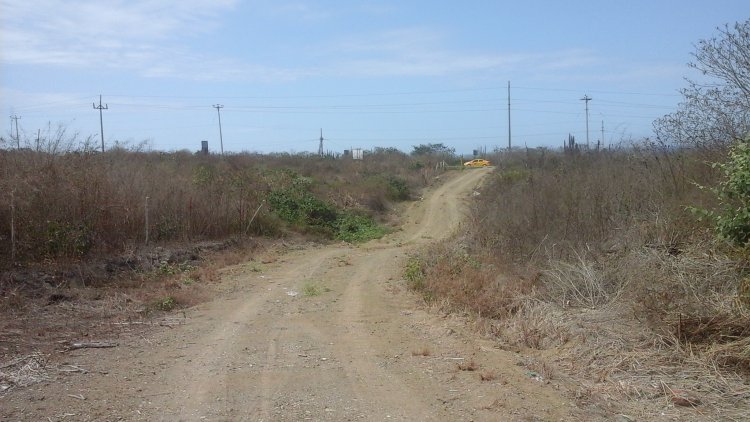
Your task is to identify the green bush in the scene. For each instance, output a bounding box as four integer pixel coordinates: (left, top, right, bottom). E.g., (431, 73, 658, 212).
(335, 213, 386, 242)
(152, 296, 177, 311)
(386, 176, 411, 201)
(404, 257, 426, 291)
(692, 138, 750, 245)
(268, 173, 386, 243)
(45, 221, 92, 257)
(268, 187, 337, 228)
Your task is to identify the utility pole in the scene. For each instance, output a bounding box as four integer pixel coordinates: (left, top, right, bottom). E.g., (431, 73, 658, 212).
(318, 128, 324, 156)
(507, 81, 512, 150)
(9, 115, 21, 148)
(601, 120, 605, 149)
(93, 95, 108, 152)
(580, 94, 592, 148)
(213, 104, 224, 155)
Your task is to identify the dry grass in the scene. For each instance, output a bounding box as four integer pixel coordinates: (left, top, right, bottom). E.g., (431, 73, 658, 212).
(0, 145, 433, 270)
(0, 236, 270, 365)
(457, 359, 479, 371)
(411, 347, 431, 357)
(409, 146, 750, 419)
(479, 369, 497, 381)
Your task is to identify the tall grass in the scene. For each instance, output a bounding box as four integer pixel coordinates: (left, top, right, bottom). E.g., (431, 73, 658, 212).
(470, 145, 718, 261)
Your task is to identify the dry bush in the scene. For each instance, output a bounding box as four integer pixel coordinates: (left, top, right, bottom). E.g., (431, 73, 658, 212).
(411, 145, 750, 418)
(415, 242, 540, 319)
(457, 359, 479, 371)
(479, 370, 497, 381)
(499, 301, 572, 350)
(0, 142, 430, 271)
(542, 253, 616, 308)
(471, 146, 716, 262)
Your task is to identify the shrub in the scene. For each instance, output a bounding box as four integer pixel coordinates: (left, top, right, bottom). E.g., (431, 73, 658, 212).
(152, 295, 177, 311)
(44, 221, 92, 258)
(334, 212, 386, 242)
(691, 137, 750, 245)
(386, 176, 411, 200)
(404, 257, 426, 291)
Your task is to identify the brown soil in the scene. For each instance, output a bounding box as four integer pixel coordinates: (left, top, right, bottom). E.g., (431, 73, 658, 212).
(1, 168, 589, 421)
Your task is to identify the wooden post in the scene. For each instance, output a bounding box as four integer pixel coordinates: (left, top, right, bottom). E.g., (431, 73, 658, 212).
(145, 196, 150, 245)
(10, 189, 16, 263)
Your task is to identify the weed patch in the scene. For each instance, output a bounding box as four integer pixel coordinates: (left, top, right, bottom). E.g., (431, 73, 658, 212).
(335, 213, 386, 242)
(302, 281, 329, 297)
(404, 257, 426, 291)
(151, 295, 177, 312)
(457, 359, 479, 371)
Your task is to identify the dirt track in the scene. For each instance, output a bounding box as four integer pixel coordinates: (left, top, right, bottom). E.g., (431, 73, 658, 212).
(2, 168, 580, 421)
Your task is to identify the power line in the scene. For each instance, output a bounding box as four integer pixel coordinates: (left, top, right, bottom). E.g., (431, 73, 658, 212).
(318, 128, 324, 156)
(93, 95, 108, 152)
(9, 114, 21, 148)
(213, 104, 225, 155)
(101, 85, 680, 100)
(581, 94, 592, 148)
(507, 81, 512, 150)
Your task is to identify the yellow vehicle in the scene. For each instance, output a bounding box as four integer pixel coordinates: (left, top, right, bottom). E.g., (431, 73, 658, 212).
(463, 158, 491, 167)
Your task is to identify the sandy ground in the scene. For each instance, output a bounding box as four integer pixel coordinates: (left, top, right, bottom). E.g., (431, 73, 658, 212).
(2, 168, 586, 421)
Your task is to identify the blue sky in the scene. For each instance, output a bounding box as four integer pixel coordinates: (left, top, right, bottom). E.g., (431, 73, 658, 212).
(2, 1, 749, 154)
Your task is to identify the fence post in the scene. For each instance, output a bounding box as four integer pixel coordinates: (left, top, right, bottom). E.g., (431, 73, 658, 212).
(145, 196, 150, 245)
(10, 189, 16, 263)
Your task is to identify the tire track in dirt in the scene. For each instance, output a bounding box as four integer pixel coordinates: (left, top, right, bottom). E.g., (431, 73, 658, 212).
(166, 247, 347, 420)
(2, 168, 582, 421)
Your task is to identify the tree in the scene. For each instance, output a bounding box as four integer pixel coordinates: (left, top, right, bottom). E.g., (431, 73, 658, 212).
(654, 20, 750, 149)
(411, 143, 455, 156)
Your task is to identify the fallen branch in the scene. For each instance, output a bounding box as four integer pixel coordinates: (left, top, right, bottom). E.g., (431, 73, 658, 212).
(58, 365, 88, 374)
(68, 341, 118, 350)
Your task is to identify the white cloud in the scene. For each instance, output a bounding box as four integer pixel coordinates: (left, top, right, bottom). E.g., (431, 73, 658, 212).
(0, 1, 666, 85)
(322, 28, 599, 78)
(262, 1, 334, 22)
(0, 0, 240, 78)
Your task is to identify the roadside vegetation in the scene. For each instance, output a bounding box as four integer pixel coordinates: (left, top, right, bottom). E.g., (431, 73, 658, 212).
(0, 140, 457, 363)
(407, 20, 750, 419)
(0, 145, 448, 271)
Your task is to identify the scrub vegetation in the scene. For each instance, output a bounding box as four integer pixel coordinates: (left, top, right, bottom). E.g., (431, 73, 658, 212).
(406, 21, 750, 419)
(0, 145, 438, 269)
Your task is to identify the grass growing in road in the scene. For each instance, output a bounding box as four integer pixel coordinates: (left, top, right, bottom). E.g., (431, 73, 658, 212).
(302, 281, 330, 297)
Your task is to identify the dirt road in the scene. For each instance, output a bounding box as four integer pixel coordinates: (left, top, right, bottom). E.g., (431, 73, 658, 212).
(3, 168, 579, 421)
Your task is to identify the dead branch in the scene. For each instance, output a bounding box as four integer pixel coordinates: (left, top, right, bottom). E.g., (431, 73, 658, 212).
(68, 341, 118, 350)
(58, 365, 88, 374)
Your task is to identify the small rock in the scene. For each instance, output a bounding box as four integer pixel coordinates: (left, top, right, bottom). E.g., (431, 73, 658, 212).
(615, 414, 635, 422)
